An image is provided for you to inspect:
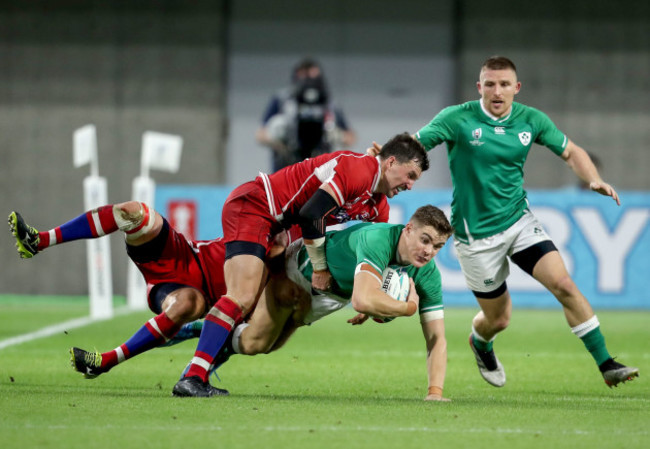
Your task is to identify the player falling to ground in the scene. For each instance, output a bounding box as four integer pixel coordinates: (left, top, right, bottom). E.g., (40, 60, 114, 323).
(8, 174, 397, 393)
(367, 56, 639, 388)
(8, 133, 427, 397)
(172, 133, 429, 398)
(205, 205, 454, 401)
(8, 203, 232, 396)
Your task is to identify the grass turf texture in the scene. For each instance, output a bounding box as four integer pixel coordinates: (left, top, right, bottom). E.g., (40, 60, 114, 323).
(0, 296, 647, 449)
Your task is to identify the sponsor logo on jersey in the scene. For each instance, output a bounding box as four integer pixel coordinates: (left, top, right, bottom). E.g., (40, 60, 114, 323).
(332, 210, 352, 223)
(483, 278, 495, 286)
(469, 128, 485, 146)
(518, 131, 531, 146)
(494, 126, 505, 135)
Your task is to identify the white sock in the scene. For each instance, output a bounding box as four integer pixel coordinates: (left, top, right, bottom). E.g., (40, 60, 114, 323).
(570, 315, 599, 338)
(230, 322, 249, 354)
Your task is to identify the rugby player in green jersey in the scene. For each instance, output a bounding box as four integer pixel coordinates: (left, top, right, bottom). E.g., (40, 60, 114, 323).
(216, 205, 454, 401)
(369, 56, 638, 389)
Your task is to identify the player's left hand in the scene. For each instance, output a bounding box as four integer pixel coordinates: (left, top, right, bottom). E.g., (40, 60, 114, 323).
(589, 181, 621, 206)
(347, 313, 369, 325)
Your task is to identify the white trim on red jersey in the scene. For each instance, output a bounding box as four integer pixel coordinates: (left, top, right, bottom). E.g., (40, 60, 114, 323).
(257, 152, 382, 226)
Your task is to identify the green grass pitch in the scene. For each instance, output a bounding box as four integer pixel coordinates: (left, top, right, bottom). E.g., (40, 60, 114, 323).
(0, 295, 648, 449)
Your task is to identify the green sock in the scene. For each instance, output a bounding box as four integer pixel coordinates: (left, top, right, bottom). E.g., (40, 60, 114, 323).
(580, 327, 611, 366)
(472, 334, 493, 352)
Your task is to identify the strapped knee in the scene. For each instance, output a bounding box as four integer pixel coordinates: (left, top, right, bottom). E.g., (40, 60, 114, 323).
(114, 202, 156, 240)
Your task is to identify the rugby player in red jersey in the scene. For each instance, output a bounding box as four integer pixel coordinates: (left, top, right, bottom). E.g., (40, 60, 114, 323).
(173, 132, 429, 397)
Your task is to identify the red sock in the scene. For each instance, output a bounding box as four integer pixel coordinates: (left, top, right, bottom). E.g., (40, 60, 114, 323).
(38, 205, 118, 250)
(184, 297, 242, 381)
(101, 312, 181, 369)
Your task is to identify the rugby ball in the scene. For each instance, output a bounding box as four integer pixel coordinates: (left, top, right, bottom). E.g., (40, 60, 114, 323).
(373, 267, 410, 323)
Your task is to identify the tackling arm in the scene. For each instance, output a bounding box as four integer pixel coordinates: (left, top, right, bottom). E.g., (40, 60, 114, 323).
(299, 185, 340, 290)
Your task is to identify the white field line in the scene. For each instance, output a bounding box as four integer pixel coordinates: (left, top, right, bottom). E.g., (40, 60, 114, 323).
(0, 306, 132, 350)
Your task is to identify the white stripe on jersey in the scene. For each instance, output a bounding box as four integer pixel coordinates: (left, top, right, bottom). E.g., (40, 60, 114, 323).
(314, 158, 338, 183)
(314, 159, 344, 204)
(259, 172, 279, 219)
(371, 156, 382, 192)
(329, 181, 344, 205)
(280, 172, 319, 215)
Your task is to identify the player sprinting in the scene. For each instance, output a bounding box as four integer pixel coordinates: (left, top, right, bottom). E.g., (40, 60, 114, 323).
(172, 133, 429, 397)
(368, 56, 639, 388)
(209, 205, 454, 401)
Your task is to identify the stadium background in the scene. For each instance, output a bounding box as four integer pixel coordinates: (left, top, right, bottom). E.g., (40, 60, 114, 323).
(1, 0, 648, 304)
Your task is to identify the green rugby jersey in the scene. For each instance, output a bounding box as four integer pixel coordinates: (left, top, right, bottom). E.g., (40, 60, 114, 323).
(297, 222, 444, 318)
(416, 100, 567, 242)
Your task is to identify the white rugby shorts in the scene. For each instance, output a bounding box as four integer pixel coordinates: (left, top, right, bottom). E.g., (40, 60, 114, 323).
(454, 210, 552, 293)
(285, 239, 350, 325)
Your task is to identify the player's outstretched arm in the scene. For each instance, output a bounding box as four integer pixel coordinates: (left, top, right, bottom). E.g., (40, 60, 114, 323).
(421, 318, 450, 402)
(562, 140, 620, 205)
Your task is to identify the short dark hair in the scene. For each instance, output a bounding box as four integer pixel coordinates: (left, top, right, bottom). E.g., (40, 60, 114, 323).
(410, 205, 453, 237)
(292, 57, 322, 81)
(378, 132, 429, 173)
(481, 55, 517, 73)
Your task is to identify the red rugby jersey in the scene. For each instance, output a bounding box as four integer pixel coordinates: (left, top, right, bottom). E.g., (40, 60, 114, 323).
(258, 151, 383, 225)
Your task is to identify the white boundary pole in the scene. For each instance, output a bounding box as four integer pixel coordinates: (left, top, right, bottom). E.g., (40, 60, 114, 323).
(126, 131, 183, 310)
(73, 125, 113, 319)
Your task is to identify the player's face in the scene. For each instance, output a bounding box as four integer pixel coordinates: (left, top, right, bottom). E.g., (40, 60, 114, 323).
(401, 223, 448, 268)
(477, 68, 521, 118)
(381, 158, 422, 198)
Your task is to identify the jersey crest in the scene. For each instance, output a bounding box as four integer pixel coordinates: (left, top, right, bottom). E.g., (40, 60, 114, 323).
(470, 128, 485, 146)
(518, 131, 531, 146)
